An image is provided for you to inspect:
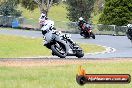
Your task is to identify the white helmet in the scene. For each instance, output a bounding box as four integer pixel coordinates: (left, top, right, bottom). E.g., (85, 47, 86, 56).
(41, 13, 46, 18)
(127, 24, 132, 28)
(79, 17, 83, 21)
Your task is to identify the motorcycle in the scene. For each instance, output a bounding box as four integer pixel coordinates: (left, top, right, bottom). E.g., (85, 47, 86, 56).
(79, 23, 95, 39)
(42, 26, 84, 58)
(126, 26, 132, 44)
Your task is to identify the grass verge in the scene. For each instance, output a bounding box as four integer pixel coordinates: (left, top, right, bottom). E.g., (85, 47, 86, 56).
(19, 3, 69, 23)
(0, 35, 105, 58)
(0, 60, 132, 88)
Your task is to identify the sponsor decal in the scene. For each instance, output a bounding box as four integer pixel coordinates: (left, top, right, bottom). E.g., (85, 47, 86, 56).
(76, 66, 131, 85)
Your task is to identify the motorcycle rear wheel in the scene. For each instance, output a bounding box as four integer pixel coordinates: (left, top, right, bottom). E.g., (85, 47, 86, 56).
(51, 42, 67, 58)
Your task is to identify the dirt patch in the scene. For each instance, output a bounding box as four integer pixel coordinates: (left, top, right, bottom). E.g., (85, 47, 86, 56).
(0, 59, 87, 67)
(0, 58, 132, 67)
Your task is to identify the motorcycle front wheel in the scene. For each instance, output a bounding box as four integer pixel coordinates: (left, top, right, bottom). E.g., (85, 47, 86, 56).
(75, 46, 84, 58)
(90, 32, 95, 39)
(82, 33, 90, 38)
(51, 42, 67, 58)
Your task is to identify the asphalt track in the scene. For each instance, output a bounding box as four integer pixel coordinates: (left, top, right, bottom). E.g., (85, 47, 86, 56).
(0, 29, 132, 58)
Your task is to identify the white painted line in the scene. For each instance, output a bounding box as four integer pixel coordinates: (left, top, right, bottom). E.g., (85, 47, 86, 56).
(86, 45, 116, 55)
(17, 45, 116, 58)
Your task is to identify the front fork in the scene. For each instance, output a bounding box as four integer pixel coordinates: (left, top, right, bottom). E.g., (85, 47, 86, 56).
(66, 38, 75, 45)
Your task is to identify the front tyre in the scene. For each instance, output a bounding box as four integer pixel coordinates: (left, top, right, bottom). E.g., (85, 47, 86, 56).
(75, 46, 84, 58)
(91, 32, 95, 39)
(82, 33, 89, 38)
(51, 42, 67, 58)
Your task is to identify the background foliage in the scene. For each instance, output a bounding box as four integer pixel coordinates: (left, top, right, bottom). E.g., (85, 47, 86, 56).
(99, 0, 132, 26)
(66, 0, 95, 22)
(0, 0, 21, 16)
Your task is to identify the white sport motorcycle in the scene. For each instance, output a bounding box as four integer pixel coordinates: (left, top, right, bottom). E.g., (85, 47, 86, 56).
(42, 20, 84, 58)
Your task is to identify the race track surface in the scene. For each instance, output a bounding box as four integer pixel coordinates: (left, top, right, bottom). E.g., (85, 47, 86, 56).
(0, 29, 132, 58)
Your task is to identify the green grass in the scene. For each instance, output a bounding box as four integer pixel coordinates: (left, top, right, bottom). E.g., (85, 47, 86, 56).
(0, 35, 51, 58)
(0, 35, 105, 58)
(18, 3, 101, 31)
(80, 43, 105, 53)
(18, 4, 69, 23)
(0, 61, 132, 88)
(18, 4, 71, 30)
(48, 4, 69, 22)
(91, 13, 101, 24)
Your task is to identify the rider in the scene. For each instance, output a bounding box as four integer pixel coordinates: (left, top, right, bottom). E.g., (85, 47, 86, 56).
(127, 24, 132, 39)
(39, 13, 54, 34)
(39, 13, 55, 47)
(78, 17, 87, 29)
(39, 13, 77, 47)
(78, 17, 88, 35)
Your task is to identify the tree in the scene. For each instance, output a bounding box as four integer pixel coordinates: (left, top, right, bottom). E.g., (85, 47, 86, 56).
(98, 0, 132, 26)
(0, 0, 21, 16)
(93, 0, 105, 15)
(20, 0, 61, 15)
(66, 0, 95, 22)
(0, 0, 61, 16)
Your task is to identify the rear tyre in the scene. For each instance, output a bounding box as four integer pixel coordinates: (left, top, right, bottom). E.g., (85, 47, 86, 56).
(51, 42, 67, 58)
